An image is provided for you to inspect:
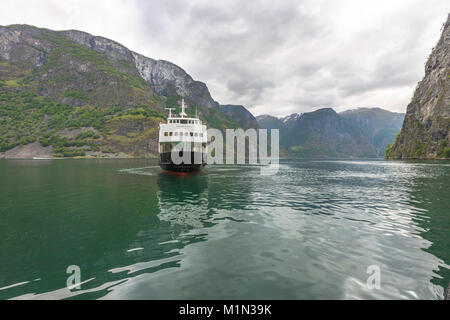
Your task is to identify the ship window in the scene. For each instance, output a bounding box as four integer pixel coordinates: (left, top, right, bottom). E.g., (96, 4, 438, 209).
(164, 132, 168, 136)
(190, 132, 193, 137)
(169, 132, 173, 136)
(185, 132, 188, 136)
(200, 133, 203, 137)
(194, 133, 198, 137)
(175, 132, 178, 136)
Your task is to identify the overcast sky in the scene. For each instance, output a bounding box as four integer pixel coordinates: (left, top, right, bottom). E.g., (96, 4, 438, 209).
(1, 0, 449, 116)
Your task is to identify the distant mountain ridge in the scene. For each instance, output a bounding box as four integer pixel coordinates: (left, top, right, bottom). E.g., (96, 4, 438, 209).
(257, 107, 404, 158)
(219, 104, 260, 130)
(340, 108, 405, 156)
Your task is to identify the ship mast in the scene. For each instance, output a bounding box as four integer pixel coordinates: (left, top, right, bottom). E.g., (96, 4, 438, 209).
(165, 108, 175, 118)
(180, 98, 188, 118)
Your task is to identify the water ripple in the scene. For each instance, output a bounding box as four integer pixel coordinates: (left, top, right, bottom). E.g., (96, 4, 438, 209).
(0, 159, 448, 299)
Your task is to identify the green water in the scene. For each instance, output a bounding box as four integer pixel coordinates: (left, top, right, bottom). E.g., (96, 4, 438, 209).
(0, 159, 448, 300)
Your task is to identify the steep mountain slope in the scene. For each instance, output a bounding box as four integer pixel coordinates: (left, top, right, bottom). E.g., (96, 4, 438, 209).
(219, 104, 259, 130)
(255, 114, 285, 131)
(0, 25, 243, 158)
(386, 14, 450, 159)
(340, 108, 405, 157)
(257, 107, 404, 158)
(282, 108, 376, 158)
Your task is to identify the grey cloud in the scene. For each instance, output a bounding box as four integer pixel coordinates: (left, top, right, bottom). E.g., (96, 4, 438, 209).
(226, 77, 276, 101)
(117, 1, 450, 115)
(2, 0, 448, 116)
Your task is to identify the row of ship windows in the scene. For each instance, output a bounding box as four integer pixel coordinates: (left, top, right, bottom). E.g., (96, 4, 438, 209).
(164, 132, 204, 137)
(168, 119, 200, 124)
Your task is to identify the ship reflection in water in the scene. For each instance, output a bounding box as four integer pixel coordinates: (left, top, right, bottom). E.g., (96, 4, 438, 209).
(157, 173, 210, 229)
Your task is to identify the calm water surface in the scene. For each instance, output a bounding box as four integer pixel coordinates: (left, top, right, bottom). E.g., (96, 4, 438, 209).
(0, 159, 449, 299)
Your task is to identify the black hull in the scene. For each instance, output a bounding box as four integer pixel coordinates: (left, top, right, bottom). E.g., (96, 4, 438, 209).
(159, 152, 207, 173)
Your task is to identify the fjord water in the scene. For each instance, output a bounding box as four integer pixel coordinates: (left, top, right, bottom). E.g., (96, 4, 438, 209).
(0, 159, 448, 300)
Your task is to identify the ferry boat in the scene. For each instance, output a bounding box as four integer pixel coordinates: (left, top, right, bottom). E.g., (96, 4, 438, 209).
(158, 98, 207, 173)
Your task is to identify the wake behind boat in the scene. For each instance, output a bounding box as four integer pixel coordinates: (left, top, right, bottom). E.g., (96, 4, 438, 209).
(158, 98, 207, 173)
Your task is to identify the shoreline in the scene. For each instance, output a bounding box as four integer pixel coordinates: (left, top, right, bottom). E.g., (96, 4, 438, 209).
(1, 156, 450, 162)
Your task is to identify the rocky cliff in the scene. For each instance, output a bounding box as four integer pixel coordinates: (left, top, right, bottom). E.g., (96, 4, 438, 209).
(58, 29, 221, 110)
(386, 14, 450, 159)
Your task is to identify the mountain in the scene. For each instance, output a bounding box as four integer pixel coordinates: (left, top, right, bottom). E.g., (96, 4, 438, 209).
(386, 14, 450, 159)
(340, 108, 405, 157)
(255, 114, 285, 131)
(0, 25, 246, 158)
(219, 104, 259, 130)
(282, 108, 376, 158)
(257, 107, 404, 158)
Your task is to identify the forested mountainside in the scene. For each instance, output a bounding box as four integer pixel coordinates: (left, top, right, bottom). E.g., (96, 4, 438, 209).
(340, 108, 404, 157)
(257, 107, 404, 158)
(0, 24, 252, 158)
(219, 104, 260, 130)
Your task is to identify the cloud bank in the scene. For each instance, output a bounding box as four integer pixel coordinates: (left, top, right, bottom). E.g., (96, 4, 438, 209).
(1, 0, 449, 116)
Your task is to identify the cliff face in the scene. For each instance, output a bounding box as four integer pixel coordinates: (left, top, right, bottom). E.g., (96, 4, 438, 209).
(0, 25, 159, 108)
(60, 29, 221, 114)
(60, 29, 220, 110)
(387, 14, 450, 159)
